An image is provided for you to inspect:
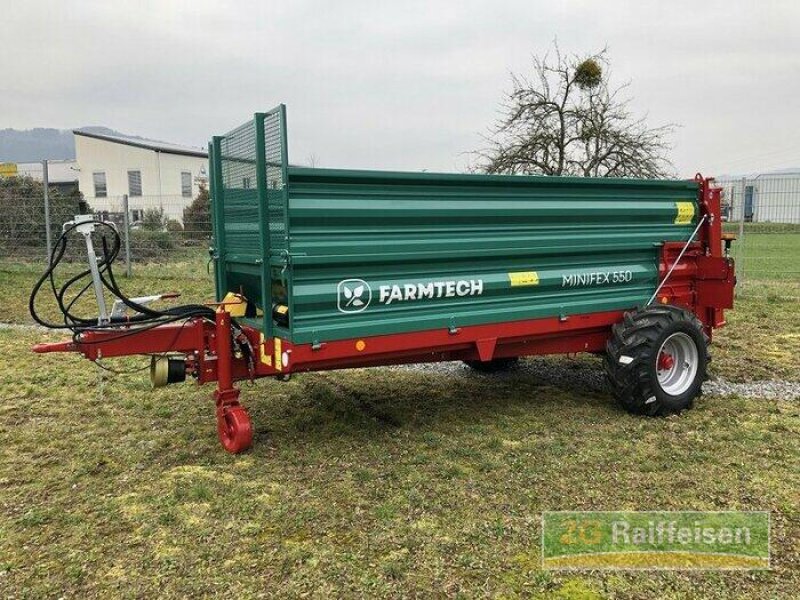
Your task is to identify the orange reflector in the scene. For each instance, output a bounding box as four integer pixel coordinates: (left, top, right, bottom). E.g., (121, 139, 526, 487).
(355, 340, 366, 351)
(661, 296, 669, 304)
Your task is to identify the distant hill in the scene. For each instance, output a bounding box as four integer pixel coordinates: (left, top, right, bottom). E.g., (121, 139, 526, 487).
(0, 126, 131, 162)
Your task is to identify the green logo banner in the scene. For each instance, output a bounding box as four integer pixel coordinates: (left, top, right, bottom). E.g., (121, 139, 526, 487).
(542, 511, 770, 570)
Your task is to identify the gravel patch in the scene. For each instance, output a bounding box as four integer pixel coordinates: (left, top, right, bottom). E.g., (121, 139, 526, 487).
(703, 379, 800, 401)
(0, 323, 48, 332)
(386, 358, 800, 401)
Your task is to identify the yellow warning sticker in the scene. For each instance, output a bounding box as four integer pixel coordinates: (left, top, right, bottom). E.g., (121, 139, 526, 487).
(675, 202, 695, 225)
(508, 271, 540, 287)
(274, 337, 282, 371)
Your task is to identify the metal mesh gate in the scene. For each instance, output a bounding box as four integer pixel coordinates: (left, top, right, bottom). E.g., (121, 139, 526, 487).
(219, 119, 259, 259)
(263, 108, 289, 253)
(210, 105, 290, 337)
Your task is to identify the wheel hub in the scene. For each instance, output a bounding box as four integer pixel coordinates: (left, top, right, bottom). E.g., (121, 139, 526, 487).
(657, 352, 675, 371)
(656, 332, 699, 396)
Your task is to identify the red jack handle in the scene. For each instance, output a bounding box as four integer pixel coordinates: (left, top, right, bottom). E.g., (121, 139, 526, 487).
(32, 340, 78, 353)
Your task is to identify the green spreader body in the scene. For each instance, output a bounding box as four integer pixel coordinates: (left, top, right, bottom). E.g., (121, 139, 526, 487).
(209, 105, 701, 347)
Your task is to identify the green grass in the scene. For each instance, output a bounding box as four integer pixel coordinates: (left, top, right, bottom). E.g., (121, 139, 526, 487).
(730, 234, 800, 285)
(712, 292, 800, 381)
(0, 260, 799, 597)
(1, 258, 212, 326)
(724, 222, 800, 235)
(1, 328, 798, 597)
(720, 226, 800, 296)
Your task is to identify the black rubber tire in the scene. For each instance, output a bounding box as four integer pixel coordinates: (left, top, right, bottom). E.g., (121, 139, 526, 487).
(605, 305, 709, 416)
(463, 357, 520, 373)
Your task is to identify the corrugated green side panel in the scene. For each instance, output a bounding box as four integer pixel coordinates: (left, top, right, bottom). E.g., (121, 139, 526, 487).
(284, 168, 699, 344)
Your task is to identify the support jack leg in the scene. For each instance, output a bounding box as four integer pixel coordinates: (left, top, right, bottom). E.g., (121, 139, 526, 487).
(214, 388, 252, 453)
(213, 309, 252, 453)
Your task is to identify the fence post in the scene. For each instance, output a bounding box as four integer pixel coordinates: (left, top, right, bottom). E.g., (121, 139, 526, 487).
(738, 177, 747, 291)
(122, 194, 132, 277)
(42, 159, 52, 262)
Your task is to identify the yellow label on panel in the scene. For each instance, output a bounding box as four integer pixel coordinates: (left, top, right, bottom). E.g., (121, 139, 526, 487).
(674, 202, 695, 225)
(508, 271, 540, 287)
(274, 337, 282, 371)
(259, 334, 272, 366)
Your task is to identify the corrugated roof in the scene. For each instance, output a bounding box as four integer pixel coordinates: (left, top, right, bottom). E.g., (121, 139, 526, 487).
(73, 129, 207, 158)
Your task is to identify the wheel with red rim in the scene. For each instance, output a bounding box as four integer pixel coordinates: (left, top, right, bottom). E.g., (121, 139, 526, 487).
(605, 304, 709, 416)
(216, 405, 253, 453)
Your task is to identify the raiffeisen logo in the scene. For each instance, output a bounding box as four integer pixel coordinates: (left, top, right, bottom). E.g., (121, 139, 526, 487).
(337, 279, 371, 313)
(337, 278, 485, 313)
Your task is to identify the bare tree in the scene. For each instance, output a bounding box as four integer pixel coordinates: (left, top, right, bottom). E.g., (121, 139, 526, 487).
(477, 45, 676, 178)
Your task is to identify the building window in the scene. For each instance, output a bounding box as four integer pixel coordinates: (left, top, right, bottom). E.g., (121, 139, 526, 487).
(131, 209, 144, 223)
(128, 170, 142, 197)
(242, 176, 252, 189)
(181, 171, 192, 197)
(93, 172, 107, 198)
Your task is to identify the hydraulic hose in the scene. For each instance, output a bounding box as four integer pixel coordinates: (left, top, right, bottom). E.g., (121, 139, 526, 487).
(29, 218, 216, 333)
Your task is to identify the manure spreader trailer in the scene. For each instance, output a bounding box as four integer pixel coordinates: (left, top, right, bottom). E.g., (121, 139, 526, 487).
(31, 105, 736, 452)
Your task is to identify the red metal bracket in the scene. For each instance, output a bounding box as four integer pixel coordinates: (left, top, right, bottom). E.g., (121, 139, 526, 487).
(475, 338, 498, 362)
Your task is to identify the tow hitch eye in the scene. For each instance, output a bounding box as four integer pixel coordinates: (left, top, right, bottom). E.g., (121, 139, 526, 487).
(150, 356, 187, 388)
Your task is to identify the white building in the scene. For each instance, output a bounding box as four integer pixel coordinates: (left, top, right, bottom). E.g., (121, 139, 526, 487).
(716, 171, 800, 224)
(73, 130, 208, 224)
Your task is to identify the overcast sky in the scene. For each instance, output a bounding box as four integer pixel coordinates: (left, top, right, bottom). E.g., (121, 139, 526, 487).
(3, 1, 799, 177)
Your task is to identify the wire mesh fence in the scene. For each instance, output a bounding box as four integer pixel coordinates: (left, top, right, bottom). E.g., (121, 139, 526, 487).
(0, 185, 212, 274)
(1, 175, 798, 298)
(0, 197, 57, 262)
(716, 175, 800, 299)
(91, 194, 212, 267)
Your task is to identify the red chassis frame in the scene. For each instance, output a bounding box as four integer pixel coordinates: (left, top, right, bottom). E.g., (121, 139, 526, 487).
(33, 176, 735, 453)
